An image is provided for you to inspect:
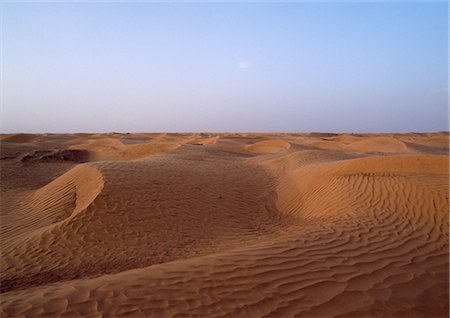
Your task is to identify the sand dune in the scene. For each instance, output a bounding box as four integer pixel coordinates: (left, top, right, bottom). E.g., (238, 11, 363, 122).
(411, 135, 449, 149)
(344, 136, 408, 153)
(186, 135, 219, 145)
(246, 139, 291, 153)
(0, 134, 39, 143)
(1, 133, 448, 317)
(69, 138, 179, 161)
(307, 140, 345, 151)
(329, 133, 363, 144)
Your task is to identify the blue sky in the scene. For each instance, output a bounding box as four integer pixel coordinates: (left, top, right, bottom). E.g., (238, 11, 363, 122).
(1, 1, 448, 133)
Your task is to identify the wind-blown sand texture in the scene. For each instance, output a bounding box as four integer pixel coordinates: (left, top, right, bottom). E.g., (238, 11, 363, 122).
(1, 132, 448, 317)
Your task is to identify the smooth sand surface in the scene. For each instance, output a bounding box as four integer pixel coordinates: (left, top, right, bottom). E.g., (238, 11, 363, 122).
(0, 132, 448, 317)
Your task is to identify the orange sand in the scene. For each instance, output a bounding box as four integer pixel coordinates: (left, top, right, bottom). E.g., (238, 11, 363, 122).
(0, 132, 448, 317)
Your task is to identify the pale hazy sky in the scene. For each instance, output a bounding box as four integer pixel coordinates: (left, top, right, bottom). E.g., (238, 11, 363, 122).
(1, 1, 448, 133)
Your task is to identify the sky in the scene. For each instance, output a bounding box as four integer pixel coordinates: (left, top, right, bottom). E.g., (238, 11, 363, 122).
(1, 1, 448, 133)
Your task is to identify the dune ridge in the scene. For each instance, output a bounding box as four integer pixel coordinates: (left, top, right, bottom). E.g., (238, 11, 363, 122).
(1, 132, 448, 317)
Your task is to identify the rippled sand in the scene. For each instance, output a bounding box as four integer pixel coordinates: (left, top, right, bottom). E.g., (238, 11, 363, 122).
(1, 132, 448, 317)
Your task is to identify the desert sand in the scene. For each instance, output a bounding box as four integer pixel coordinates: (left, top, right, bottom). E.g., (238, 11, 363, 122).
(0, 132, 448, 317)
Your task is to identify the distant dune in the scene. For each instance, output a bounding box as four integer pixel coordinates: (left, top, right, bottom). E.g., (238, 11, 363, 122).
(1, 132, 448, 317)
(246, 139, 291, 153)
(344, 136, 408, 153)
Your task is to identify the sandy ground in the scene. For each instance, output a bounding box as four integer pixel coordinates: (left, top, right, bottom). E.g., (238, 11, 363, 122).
(0, 132, 448, 317)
